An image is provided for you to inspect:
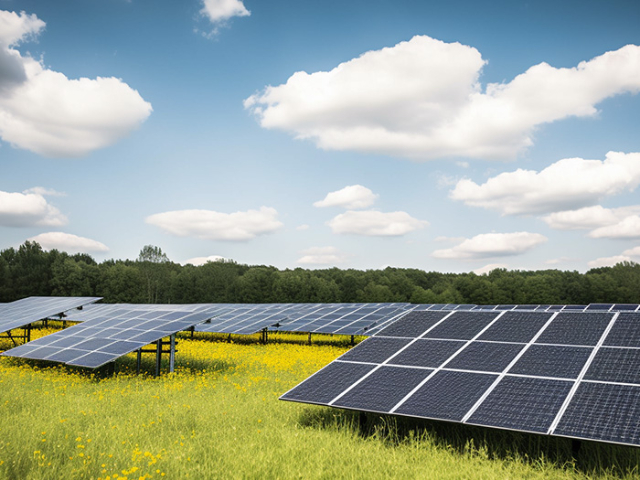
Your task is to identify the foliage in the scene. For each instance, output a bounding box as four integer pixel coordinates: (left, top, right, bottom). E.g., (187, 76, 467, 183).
(0, 242, 639, 305)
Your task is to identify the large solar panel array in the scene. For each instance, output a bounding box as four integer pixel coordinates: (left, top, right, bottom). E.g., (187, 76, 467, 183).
(65, 303, 414, 336)
(2, 308, 213, 368)
(281, 309, 640, 447)
(0, 296, 101, 334)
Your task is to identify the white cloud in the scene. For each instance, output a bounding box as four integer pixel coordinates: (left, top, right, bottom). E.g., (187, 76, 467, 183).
(432, 232, 547, 259)
(296, 224, 310, 231)
(183, 255, 227, 266)
(473, 263, 508, 275)
(313, 185, 378, 209)
(22, 186, 66, 197)
(542, 205, 640, 230)
(587, 255, 633, 269)
(0, 9, 152, 158)
(545, 257, 578, 265)
(28, 232, 109, 254)
(589, 215, 640, 239)
(451, 152, 640, 215)
(245, 36, 640, 161)
(201, 0, 250, 23)
(146, 206, 283, 241)
(0, 189, 67, 227)
(623, 246, 640, 258)
(297, 246, 348, 265)
(327, 210, 427, 236)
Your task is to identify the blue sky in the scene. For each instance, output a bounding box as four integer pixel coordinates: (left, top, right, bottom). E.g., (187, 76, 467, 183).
(1, 0, 639, 272)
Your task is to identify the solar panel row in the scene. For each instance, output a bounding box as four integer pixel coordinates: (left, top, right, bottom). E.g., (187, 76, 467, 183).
(2, 309, 213, 368)
(281, 310, 640, 447)
(0, 296, 102, 334)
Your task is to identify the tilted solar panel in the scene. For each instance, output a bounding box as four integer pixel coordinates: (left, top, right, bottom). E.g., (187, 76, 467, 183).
(2, 309, 212, 368)
(0, 296, 102, 333)
(281, 309, 640, 447)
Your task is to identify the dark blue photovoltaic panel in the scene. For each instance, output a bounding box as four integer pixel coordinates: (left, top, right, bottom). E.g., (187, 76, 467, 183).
(478, 312, 552, 343)
(563, 305, 587, 311)
(445, 342, 524, 373)
(425, 312, 500, 340)
(280, 308, 640, 447)
(333, 366, 433, 412)
(555, 382, 640, 444)
(375, 311, 449, 338)
(395, 371, 496, 421)
(388, 339, 465, 369)
(0, 296, 101, 333)
(2, 309, 212, 368)
(468, 376, 573, 433)
(586, 304, 613, 311)
(280, 361, 375, 404)
(535, 312, 612, 346)
(604, 313, 640, 347)
(338, 337, 412, 364)
(612, 304, 640, 312)
(509, 345, 592, 379)
(584, 348, 640, 385)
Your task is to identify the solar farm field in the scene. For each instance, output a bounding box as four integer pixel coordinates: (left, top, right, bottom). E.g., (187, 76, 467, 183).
(1, 326, 639, 479)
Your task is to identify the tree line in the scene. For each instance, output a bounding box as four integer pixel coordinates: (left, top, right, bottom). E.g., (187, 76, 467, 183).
(0, 241, 639, 305)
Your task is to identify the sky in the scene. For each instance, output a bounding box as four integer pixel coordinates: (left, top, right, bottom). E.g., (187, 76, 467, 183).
(1, 0, 639, 273)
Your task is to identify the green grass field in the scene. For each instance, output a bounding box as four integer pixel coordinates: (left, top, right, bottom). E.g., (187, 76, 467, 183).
(1, 325, 639, 479)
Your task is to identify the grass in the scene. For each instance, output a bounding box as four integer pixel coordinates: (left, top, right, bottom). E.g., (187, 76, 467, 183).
(0, 325, 639, 479)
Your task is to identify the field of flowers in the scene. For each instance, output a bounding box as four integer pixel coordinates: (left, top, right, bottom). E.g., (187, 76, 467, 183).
(0, 325, 639, 479)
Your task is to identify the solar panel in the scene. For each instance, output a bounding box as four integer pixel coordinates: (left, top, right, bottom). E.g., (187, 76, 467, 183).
(282, 309, 640, 447)
(2, 309, 212, 368)
(0, 296, 101, 334)
(271, 303, 412, 336)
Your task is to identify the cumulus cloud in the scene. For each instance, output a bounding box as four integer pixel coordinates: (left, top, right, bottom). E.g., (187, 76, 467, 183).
(0, 188, 67, 227)
(201, 0, 250, 23)
(297, 246, 348, 265)
(22, 186, 66, 197)
(146, 206, 283, 241)
(314, 185, 378, 209)
(327, 210, 427, 236)
(451, 152, 640, 215)
(0, 9, 152, 157)
(589, 215, 640, 239)
(183, 255, 227, 266)
(245, 36, 640, 161)
(28, 232, 109, 254)
(587, 255, 633, 269)
(545, 257, 578, 265)
(623, 246, 640, 258)
(432, 232, 547, 260)
(473, 263, 508, 275)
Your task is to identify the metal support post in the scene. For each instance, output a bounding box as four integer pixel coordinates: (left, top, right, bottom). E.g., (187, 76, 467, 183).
(136, 349, 142, 375)
(169, 334, 176, 373)
(308, 332, 312, 345)
(351, 335, 355, 346)
(26, 324, 31, 342)
(155, 339, 162, 377)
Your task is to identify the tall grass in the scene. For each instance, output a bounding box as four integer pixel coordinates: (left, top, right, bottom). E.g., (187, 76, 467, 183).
(0, 325, 638, 479)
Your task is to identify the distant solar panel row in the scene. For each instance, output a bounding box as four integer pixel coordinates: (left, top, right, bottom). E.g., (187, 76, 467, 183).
(282, 309, 640, 447)
(472, 304, 640, 312)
